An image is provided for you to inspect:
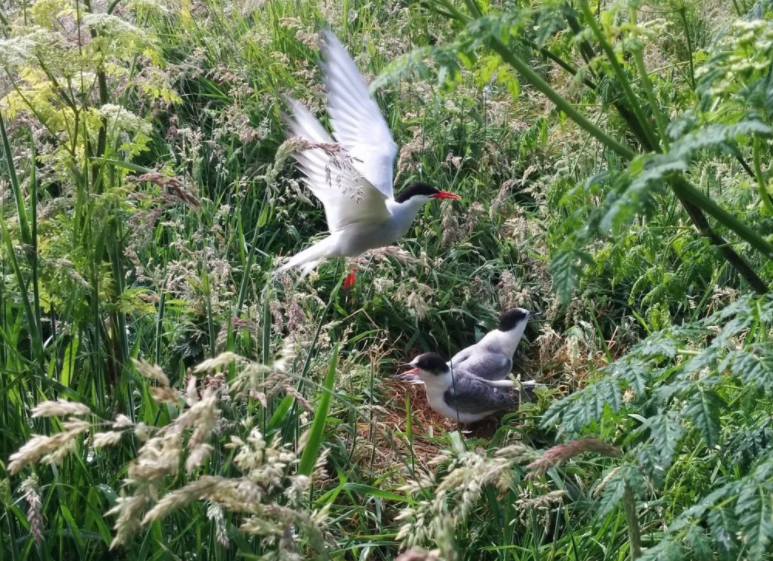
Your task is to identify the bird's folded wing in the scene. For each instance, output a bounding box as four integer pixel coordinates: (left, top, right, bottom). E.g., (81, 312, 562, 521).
(320, 30, 398, 200)
(284, 99, 391, 233)
(450, 352, 513, 381)
(443, 376, 518, 414)
(448, 346, 473, 365)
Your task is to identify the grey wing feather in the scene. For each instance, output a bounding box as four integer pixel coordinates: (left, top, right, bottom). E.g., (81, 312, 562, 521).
(448, 346, 474, 366)
(450, 352, 512, 382)
(443, 375, 518, 415)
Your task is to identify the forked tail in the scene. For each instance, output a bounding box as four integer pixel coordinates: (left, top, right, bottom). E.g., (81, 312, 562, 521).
(274, 237, 335, 279)
(521, 380, 542, 397)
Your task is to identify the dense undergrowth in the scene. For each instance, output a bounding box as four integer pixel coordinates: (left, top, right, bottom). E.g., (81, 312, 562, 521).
(2, 0, 773, 559)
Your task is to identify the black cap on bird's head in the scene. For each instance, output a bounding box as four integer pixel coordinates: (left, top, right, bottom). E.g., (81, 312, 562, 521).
(405, 352, 449, 376)
(394, 182, 461, 204)
(498, 307, 541, 332)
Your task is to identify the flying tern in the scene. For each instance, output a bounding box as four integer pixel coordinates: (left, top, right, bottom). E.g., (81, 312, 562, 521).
(275, 30, 460, 285)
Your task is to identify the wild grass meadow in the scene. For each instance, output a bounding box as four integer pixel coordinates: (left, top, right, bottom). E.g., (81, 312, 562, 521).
(2, 0, 773, 559)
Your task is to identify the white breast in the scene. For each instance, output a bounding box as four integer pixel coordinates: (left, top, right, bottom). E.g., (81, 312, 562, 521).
(478, 323, 527, 358)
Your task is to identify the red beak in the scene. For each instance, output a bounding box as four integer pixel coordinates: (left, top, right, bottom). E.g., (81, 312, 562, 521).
(431, 191, 461, 200)
(403, 367, 420, 375)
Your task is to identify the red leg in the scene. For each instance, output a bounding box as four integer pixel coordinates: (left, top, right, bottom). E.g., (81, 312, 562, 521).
(343, 268, 356, 290)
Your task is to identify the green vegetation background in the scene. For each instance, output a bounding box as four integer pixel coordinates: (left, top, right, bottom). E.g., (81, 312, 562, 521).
(2, 0, 773, 559)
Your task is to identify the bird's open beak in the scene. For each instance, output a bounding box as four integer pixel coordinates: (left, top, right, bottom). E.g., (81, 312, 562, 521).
(393, 367, 421, 383)
(432, 191, 461, 200)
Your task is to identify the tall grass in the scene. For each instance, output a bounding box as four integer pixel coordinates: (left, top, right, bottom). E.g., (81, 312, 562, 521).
(2, 0, 773, 559)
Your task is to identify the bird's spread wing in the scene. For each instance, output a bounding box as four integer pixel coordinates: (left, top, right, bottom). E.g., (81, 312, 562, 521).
(443, 375, 518, 415)
(284, 99, 391, 233)
(450, 351, 512, 382)
(320, 30, 398, 200)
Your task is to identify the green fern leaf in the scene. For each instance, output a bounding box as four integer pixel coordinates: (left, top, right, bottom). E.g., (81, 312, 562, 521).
(642, 412, 685, 474)
(721, 344, 773, 393)
(549, 248, 593, 304)
(684, 385, 725, 448)
(670, 120, 772, 158)
(685, 525, 713, 561)
(541, 377, 622, 435)
(370, 45, 453, 93)
(736, 481, 773, 560)
(597, 476, 625, 519)
(681, 345, 721, 375)
(616, 361, 652, 396)
(630, 330, 681, 360)
(596, 464, 645, 519)
(711, 315, 753, 348)
(638, 537, 683, 561)
(709, 295, 754, 321)
(599, 154, 679, 235)
(709, 507, 740, 561)
(722, 427, 773, 471)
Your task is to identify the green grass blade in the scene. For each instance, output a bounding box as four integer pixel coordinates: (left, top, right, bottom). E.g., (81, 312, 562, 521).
(298, 344, 338, 476)
(0, 110, 31, 245)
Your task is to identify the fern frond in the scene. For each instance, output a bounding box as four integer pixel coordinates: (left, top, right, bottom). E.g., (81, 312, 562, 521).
(683, 384, 725, 448)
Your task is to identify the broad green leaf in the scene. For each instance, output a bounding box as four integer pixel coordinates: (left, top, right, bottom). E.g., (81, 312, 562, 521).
(60, 336, 79, 387)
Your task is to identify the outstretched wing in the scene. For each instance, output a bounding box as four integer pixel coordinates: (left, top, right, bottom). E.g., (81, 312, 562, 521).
(443, 375, 518, 415)
(320, 30, 398, 200)
(284, 98, 391, 233)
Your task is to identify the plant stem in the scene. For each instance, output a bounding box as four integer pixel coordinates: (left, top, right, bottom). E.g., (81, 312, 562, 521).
(579, 0, 660, 151)
(488, 39, 635, 160)
(0, 10, 10, 38)
(622, 483, 642, 560)
(520, 37, 598, 89)
(440, 1, 769, 286)
(677, 6, 696, 89)
(433, 0, 470, 23)
(753, 136, 773, 215)
(676, 189, 768, 294)
(629, 7, 670, 150)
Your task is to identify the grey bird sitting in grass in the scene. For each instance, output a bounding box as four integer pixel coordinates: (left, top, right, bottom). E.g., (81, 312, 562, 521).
(275, 30, 460, 288)
(402, 352, 537, 423)
(396, 307, 540, 386)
